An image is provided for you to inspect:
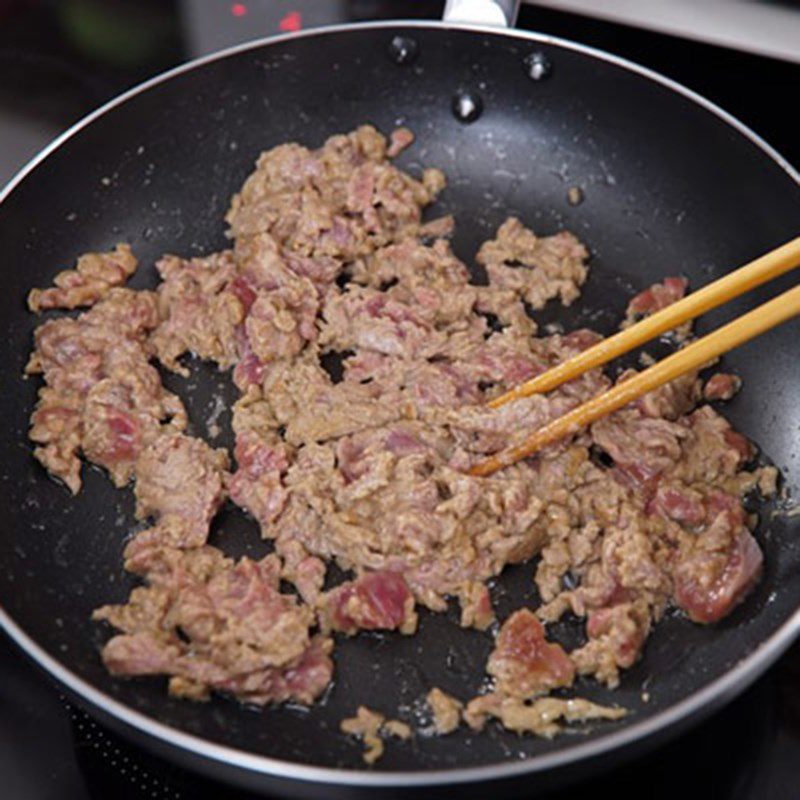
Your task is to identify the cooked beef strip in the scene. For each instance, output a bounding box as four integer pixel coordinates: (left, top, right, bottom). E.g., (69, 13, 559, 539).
(149, 250, 243, 375)
(476, 217, 588, 309)
(622, 275, 692, 340)
(28, 243, 137, 312)
(26, 289, 186, 492)
(133, 432, 229, 543)
(93, 546, 332, 705)
(487, 609, 575, 699)
(318, 570, 418, 636)
(26, 126, 776, 729)
(426, 687, 464, 735)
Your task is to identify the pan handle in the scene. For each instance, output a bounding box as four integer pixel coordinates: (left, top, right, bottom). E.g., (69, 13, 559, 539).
(442, 0, 520, 28)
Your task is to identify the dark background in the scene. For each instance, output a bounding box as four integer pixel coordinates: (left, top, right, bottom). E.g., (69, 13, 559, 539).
(1, 2, 799, 798)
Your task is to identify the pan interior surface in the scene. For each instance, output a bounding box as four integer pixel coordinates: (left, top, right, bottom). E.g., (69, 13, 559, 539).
(1, 23, 800, 779)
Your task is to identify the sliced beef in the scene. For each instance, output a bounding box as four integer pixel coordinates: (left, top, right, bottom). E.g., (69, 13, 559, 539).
(320, 571, 417, 635)
(457, 581, 495, 631)
(227, 430, 290, 527)
(623, 276, 688, 325)
(28, 243, 137, 312)
(26, 289, 183, 493)
(477, 218, 589, 309)
(571, 600, 652, 687)
(487, 609, 575, 698)
(226, 125, 444, 259)
(673, 491, 763, 623)
(93, 546, 332, 705)
(150, 251, 242, 374)
(134, 433, 229, 541)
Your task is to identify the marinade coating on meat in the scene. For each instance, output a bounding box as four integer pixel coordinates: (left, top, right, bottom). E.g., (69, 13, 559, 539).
(464, 695, 626, 736)
(225, 125, 444, 258)
(476, 217, 588, 309)
(28, 243, 138, 312)
(340, 706, 412, 764)
(26, 288, 186, 493)
(426, 687, 464, 735)
(25, 126, 777, 735)
(93, 546, 332, 705)
(464, 609, 625, 736)
(149, 251, 243, 375)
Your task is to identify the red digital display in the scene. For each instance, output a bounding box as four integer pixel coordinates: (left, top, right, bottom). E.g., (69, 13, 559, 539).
(278, 10, 302, 32)
(230, 3, 247, 17)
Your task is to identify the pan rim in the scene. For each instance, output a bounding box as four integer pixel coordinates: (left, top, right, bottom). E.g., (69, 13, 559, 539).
(1, 18, 799, 788)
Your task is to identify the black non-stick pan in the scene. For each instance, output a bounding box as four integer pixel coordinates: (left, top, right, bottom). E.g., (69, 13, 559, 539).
(2, 2, 800, 797)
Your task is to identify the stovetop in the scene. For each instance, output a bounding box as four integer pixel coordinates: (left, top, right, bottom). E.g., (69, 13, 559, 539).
(2, 2, 799, 798)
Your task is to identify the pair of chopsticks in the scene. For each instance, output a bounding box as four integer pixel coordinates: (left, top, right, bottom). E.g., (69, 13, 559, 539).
(469, 237, 800, 477)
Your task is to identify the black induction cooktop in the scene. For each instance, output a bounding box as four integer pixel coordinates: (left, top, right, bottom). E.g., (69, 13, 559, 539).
(2, 2, 799, 798)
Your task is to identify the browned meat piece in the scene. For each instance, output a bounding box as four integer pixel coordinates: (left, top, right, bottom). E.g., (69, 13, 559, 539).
(592, 408, 687, 496)
(477, 218, 589, 309)
(94, 546, 332, 705)
(149, 251, 242, 374)
(418, 215, 455, 239)
(26, 289, 184, 492)
(635, 371, 701, 420)
(674, 406, 753, 485)
(235, 228, 342, 292)
(350, 237, 470, 291)
(134, 433, 229, 540)
(488, 609, 575, 699)
(28, 243, 137, 312)
(280, 543, 327, 605)
(426, 688, 464, 735)
(625, 275, 688, 317)
(320, 285, 447, 359)
(123, 516, 206, 574)
(647, 480, 706, 525)
(26, 290, 159, 391)
(261, 357, 405, 446)
(81, 378, 164, 487)
(227, 430, 289, 527)
(226, 125, 444, 260)
(274, 429, 548, 612)
(319, 571, 418, 635)
(673, 491, 763, 623)
(622, 276, 689, 337)
(571, 601, 652, 686)
(245, 283, 318, 362)
(704, 372, 742, 401)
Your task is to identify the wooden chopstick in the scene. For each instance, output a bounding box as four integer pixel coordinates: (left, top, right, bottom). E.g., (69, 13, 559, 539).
(469, 284, 800, 477)
(488, 236, 800, 410)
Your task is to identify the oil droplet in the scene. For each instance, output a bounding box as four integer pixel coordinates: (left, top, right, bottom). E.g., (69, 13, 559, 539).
(524, 51, 552, 81)
(387, 35, 418, 65)
(451, 90, 483, 124)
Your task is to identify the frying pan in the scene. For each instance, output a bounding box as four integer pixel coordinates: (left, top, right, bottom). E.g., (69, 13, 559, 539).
(2, 1, 800, 796)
